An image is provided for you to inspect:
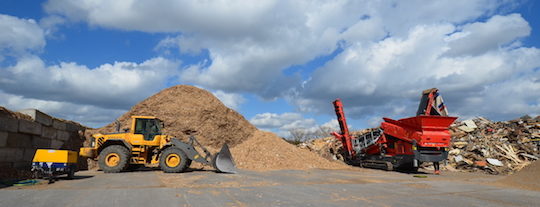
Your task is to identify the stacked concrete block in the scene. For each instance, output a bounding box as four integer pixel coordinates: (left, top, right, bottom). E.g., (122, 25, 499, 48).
(6, 133, 32, 148)
(0, 108, 86, 170)
(18, 119, 42, 135)
(52, 119, 67, 130)
(41, 126, 57, 139)
(0, 131, 7, 147)
(17, 109, 53, 126)
(32, 136, 51, 148)
(0, 116, 18, 132)
(56, 130, 70, 141)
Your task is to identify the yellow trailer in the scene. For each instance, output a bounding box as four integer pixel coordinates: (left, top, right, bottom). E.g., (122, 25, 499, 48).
(32, 149, 78, 183)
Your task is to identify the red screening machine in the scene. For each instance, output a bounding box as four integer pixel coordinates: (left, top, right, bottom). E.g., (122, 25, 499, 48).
(332, 88, 457, 174)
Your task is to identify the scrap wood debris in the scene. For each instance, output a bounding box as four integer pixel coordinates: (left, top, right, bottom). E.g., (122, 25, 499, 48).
(446, 116, 539, 175)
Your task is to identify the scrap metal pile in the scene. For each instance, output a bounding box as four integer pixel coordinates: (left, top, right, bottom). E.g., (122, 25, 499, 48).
(300, 116, 540, 175)
(447, 116, 540, 174)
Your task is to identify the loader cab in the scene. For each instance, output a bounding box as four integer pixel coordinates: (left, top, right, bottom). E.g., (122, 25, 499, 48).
(132, 116, 163, 141)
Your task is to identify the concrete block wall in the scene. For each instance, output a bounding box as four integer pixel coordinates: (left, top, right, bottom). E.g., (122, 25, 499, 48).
(0, 109, 86, 170)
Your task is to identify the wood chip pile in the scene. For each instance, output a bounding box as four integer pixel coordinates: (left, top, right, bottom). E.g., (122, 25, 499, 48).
(231, 130, 350, 171)
(88, 85, 256, 148)
(88, 85, 348, 171)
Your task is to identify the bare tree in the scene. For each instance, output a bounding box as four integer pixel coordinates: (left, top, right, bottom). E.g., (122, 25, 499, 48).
(288, 128, 309, 144)
(287, 124, 340, 145)
(315, 125, 336, 138)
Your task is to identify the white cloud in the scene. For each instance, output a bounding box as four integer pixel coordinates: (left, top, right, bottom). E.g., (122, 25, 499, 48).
(1, 56, 180, 109)
(0, 14, 45, 60)
(250, 113, 311, 129)
(39, 15, 66, 37)
(0, 13, 181, 127)
(320, 119, 340, 131)
(0, 91, 125, 128)
(249, 113, 343, 138)
(44, 0, 505, 99)
(445, 14, 531, 56)
(1, 0, 537, 128)
(293, 14, 540, 122)
(212, 90, 245, 110)
(249, 112, 324, 137)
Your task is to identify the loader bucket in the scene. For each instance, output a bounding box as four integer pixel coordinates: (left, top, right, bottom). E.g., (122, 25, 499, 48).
(212, 143, 237, 173)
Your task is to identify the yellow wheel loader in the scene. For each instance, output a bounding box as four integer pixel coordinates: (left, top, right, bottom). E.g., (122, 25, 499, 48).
(79, 116, 236, 173)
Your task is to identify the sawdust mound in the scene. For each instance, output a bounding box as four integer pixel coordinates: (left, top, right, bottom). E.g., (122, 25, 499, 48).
(90, 85, 256, 147)
(498, 161, 540, 191)
(231, 130, 351, 171)
(89, 85, 348, 171)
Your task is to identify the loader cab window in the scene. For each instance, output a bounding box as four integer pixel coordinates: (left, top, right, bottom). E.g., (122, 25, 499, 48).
(134, 118, 162, 141)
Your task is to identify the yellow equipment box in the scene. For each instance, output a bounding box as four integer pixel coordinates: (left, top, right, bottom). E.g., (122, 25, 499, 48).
(32, 149, 78, 183)
(33, 149, 78, 164)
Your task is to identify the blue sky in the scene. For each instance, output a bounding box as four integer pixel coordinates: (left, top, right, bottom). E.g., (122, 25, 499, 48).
(1, 0, 539, 137)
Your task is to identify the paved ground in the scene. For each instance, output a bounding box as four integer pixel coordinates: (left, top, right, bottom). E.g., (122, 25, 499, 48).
(1, 168, 539, 207)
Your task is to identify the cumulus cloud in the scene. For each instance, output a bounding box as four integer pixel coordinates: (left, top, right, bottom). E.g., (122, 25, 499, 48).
(0, 14, 45, 60)
(320, 119, 340, 131)
(4, 0, 537, 129)
(249, 112, 343, 137)
(0, 91, 125, 128)
(445, 14, 531, 56)
(0, 13, 180, 126)
(293, 14, 540, 122)
(212, 90, 245, 110)
(46, 0, 504, 99)
(0, 56, 180, 109)
(250, 112, 316, 136)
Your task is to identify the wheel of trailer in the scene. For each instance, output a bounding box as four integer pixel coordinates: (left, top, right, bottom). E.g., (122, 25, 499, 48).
(67, 165, 75, 179)
(98, 145, 130, 173)
(32, 169, 43, 179)
(159, 147, 189, 173)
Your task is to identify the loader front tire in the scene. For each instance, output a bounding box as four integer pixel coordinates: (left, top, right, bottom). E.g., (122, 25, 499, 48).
(159, 147, 189, 173)
(98, 145, 130, 173)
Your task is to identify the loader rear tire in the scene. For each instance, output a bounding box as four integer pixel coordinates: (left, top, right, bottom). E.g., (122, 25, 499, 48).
(159, 147, 189, 173)
(99, 145, 130, 173)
